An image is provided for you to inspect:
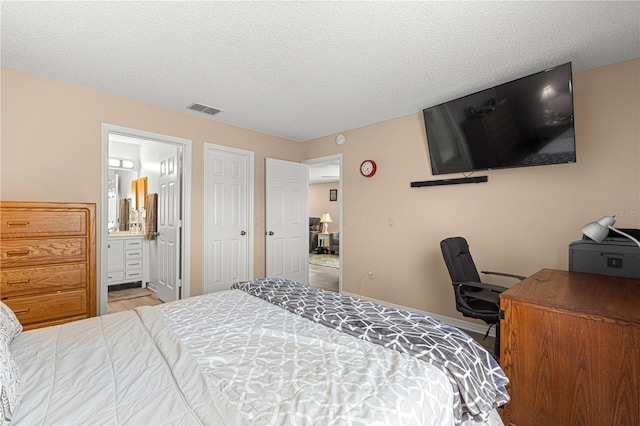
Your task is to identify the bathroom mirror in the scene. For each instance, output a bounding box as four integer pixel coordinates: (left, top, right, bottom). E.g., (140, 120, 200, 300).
(107, 168, 138, 231)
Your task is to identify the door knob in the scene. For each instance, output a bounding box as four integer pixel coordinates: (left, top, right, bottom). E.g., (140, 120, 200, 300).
(241, 231, 246, 235)
(268, 231, 274, 236)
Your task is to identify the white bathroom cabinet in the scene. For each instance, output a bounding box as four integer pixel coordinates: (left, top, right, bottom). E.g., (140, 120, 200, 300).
(107, 235, 144, 286)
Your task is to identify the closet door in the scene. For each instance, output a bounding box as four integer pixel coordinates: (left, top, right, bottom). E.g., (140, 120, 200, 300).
(203, 145, 253, 294)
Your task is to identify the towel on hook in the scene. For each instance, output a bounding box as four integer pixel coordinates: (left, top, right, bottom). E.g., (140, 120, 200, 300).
(145, 193, 158, 240)
(118, 198, 130, 231)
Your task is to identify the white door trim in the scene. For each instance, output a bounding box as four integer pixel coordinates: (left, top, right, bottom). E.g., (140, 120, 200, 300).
(203, 143, 255, 290)
(302, 154, 343, 292)
(100, 123, 192, 315)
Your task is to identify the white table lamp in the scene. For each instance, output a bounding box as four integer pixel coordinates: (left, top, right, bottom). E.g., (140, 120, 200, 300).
(580, 216, 640, 247)
(320, 213, 332, 234)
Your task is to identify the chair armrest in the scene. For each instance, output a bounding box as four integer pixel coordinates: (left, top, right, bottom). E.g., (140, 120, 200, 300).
(454, 280, 508, 293)
(480, 270, 526, 281)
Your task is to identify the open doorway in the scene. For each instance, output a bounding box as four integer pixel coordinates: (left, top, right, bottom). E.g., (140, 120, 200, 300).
(303, 154, 342, 293)
(99, 124, 192, 315)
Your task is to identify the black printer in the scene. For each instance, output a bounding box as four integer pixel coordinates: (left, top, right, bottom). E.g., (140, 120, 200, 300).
(569, 228, 640, 279)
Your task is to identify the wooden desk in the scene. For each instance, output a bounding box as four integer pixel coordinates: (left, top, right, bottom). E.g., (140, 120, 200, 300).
(500, 268, 640, 426)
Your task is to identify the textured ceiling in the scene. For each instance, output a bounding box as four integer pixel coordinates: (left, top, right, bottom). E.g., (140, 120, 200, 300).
(1, 1, 639, 142)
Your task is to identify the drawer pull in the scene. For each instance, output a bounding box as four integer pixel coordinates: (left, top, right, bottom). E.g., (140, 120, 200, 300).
(6, 250, 30, 257)
(14, 308, 30, 316)
(5, 221, 30, 227)
(6, 280, 29, 287)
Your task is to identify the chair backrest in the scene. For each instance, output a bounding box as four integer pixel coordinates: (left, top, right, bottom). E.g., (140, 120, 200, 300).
(440, 237, 482, 284)
(309, 217, 321, 231)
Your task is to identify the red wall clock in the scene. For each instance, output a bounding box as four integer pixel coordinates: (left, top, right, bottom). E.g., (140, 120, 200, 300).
(360, 160, 377, 177)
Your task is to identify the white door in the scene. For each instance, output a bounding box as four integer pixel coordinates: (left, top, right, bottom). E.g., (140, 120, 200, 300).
(203, 144, 253, 293)
(155, 146, 181, 302)
(265, 158, 309, 284)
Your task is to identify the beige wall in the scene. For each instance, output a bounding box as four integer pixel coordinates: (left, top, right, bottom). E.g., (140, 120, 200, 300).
(309, 182, 340, 234)
(0, 67, 303, 301)
(302, 58, 640, 320)
(2, 59, 639, 323)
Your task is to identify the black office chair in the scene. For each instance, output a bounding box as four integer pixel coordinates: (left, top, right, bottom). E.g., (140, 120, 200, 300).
(440, 237, 525, 361)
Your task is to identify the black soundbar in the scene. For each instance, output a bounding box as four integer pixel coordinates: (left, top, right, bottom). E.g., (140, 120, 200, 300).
(410, 176, 488, 187)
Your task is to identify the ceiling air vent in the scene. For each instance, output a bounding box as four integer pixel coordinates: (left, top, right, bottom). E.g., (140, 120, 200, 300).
(187, 103, 222, 116)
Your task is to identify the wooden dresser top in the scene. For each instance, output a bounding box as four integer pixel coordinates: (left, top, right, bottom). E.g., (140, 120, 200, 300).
(501, 268, 640, 325)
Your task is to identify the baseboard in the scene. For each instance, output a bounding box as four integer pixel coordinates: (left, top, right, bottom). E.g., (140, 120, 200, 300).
(341, 291, 496, 338)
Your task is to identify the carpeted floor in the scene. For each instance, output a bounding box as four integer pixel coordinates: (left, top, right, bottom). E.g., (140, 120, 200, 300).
(309, 253, 339, 268)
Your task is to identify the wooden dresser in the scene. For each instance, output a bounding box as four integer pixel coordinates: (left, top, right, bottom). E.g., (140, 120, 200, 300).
(0, 201, 96, 330)
(500, 268, 640, 426)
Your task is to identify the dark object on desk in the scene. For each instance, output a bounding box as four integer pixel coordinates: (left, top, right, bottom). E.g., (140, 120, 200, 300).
(569, 228, 640, 279)
(440, 237, 525, 360)
(603, 227, 640, 240)
(500, 268, 640, 426)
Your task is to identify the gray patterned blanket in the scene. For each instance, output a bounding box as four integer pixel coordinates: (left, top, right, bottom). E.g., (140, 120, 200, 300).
(232, 278, 510, 424)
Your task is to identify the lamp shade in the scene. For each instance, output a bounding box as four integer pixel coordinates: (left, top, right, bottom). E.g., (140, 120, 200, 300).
(580, 216, 616, 243)
(320, 213, 333, 223)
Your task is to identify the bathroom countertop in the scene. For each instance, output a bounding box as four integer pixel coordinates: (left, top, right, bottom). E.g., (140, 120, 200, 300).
(108, 231, 144, 237)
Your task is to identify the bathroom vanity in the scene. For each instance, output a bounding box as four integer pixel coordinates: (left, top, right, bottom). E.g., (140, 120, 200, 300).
(107, 234, 146, 286)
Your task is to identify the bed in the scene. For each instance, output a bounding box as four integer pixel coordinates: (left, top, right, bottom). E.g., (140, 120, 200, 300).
(2, 278, 509, 425)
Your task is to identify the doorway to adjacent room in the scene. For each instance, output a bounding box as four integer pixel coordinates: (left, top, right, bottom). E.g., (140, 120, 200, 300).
(100, 124, 192, 315)
(304, 154, 342, 293)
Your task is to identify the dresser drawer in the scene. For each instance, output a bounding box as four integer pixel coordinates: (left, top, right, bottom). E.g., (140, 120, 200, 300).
(1, 237, 86, 268)
(125, 270, 143, 281)
(125, 238, 143, 249)
(125, 249, 142, 260)
(4, 289, 87, 326)
(126, 259, 143, 270)
(0, 209, 87, 238)
(107, 271, 125, 283)
(1, 264, 86, 298)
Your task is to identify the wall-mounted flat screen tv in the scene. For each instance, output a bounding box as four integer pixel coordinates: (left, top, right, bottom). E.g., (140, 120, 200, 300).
(423, 62, 575, 175)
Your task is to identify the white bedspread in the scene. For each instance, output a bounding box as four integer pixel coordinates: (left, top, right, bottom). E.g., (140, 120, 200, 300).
(10, 308, 225, 425)
(10, 289, 502, 425)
